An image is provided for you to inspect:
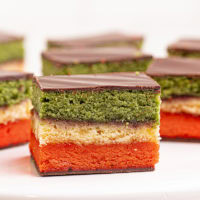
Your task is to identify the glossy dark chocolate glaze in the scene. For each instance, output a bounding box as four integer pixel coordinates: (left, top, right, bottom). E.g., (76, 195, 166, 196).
(34, 72, 160, 92)
(48, 32, 143, 48)
(168, 40, 200, 53)
(0, 31, 23, 43)
(147, 57, 200, 77)
(42, 47, 152, 65)
(0, 71, 32, 81)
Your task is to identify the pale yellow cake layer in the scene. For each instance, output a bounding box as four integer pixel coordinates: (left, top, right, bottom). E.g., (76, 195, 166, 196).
(32, 112, 160, 146)
(0, 60, 24, 72)
(0, 99, 32, 124)
(161, 97, 200, 115)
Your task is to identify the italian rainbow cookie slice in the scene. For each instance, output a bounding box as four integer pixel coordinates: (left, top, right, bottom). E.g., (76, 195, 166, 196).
(30, 73, 161, 176)
(147, 57, 200, 139)
(0, 31, 24, 71)
(42, 47, 152, 76)
(47, 32, 144, 50)
(0, 71, 32, 148)
(168, 39, 200, 59)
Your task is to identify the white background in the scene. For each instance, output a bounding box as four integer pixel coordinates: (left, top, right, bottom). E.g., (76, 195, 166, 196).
(0, 0, 200, 75)
(1, 2, 200, 199)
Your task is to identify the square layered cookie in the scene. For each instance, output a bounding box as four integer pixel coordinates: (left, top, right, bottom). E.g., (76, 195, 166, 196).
(47, 32, 144, 50)
(168, 39, 200, 58)
(42, 47, 152, 75)
(0, 71, 32, 148)
(30, 73, 160, 176)
(147, 57, 200, 139)
(0, 31, 24, 71)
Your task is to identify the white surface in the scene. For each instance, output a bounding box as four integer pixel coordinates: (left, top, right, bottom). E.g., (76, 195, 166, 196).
(0, 1, 200, 199)
(0, 141, 200, 200)
(0, 0, 200, 75)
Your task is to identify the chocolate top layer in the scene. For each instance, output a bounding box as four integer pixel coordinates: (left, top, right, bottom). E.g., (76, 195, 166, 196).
(34, 72, 160, 92)
(147, 57, 200, 77)
(168, 39, 200, 53)
(42, 47, 152, 65)
(179, 38, 200, 43)
(48, 32, 143, 48)
(0, 31, 23, 43)
(0, 71, 32, 81)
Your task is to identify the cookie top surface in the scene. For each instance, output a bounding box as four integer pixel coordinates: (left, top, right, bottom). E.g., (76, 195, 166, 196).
(147, 57, 200, 77)
(48, 32, 143, 47)
(0, 71, 32, 81)
(168, 39, 200, 52)
(42, 47, 151, 65)
(0, 31, 23, 43)
(34, 72, 160, 92)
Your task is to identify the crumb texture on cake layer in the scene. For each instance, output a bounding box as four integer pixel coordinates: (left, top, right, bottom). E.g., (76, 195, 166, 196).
(0, 60, 24, 71)
(161, 97, 200, 115)
(0, 99, 32, 124)
(160, 111, 200, 139)
(32, 84, 160, 124)
(0, 119, 31, 148)
(153, 76, 200, 100)
(0, 40, 24, 64)
(42, 58, 151, 75)
(30, 132, 159, 173)
(32, 112, 160, 146)
(0, 79, 32, 107)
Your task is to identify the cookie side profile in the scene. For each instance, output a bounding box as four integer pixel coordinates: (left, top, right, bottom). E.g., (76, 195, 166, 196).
(0, 31, 24, 71)
(0, 71, 32, 148)
(30, 73, 161, 176)
(147, 57, 200, 139)
(42, 47, 152, 75)
(47, 32, 144, 50)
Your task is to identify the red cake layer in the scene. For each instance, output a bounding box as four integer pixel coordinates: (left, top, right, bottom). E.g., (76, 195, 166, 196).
(30, 132, 159, 174)
(0, 119, 31, 148)
(160, 111, 200, 139)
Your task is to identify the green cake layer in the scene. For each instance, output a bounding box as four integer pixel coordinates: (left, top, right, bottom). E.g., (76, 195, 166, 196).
(0, 79, 32, 107)
(0, 40, 24, 64)
(168, 49, 200, 58)
(32, 83, 160, 124)
(153, 76, 200, 99)
(42, 58, 152, 76)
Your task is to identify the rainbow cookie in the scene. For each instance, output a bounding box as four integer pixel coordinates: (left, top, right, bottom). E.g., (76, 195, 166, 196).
(47, 32, 144, 50)
(147, 57, 200, 139)
(0, 71, 32, 148)
(30, 73, 160, 176)
(0, 31, 24, 71)
(168, 38, 200, 59)
(42, 47, 152, 75)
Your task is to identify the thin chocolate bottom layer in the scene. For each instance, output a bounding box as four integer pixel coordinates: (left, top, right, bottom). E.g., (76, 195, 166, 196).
(161, 137, 200, 143)
(31, 156, 154, 176)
